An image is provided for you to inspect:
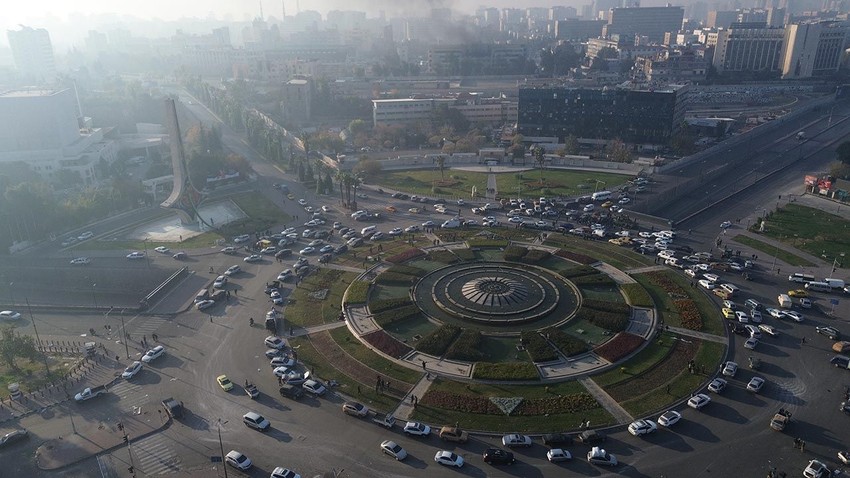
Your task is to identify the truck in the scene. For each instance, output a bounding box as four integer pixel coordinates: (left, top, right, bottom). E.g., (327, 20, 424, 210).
(245, 383, 260, 399)
(770, 408, 792, 431)
(438, 426, 469, 443)
(161, 397, 184, 418)
(75, 385, 108, 402)
(778, 294, 793, 309)
(370, 412, 396, 429)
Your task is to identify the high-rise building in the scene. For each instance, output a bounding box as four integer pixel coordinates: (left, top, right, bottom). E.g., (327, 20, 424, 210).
(780, 22, 848, 78)
(707, 10, 739, 28)
(603, 6, 685, 43)
(6, 26, 57, 84)
(712, 24, 786, 73)
(555, 20, 607, 40)
(549, 6, 577, 21)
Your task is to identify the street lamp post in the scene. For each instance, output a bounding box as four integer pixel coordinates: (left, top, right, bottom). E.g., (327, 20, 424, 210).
(829, 253, 845, 280)
(120, 309, 130, 359)
(25, 298, 49, 374)
(218, 419, 229, 478)
(91, 283, 98, 309)
(770, 235, 783, 274)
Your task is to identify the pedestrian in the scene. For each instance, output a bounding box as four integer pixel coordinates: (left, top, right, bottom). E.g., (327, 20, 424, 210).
(801, 441, 806, 452)
(410, 395, 415, 404)
(801, 337, 806, 345)
(357, 385, 361, 394)
(278, 376, 282, 385)
(421, 360, 426, 370)
(290, 326, 294, 336)
(234, 289, 237, 296)
(665, 384, 670, 394)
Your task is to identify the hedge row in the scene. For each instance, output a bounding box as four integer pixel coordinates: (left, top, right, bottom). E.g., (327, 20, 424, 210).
(369, 297, 413, 314)
(571, 273, 616, 286)
(577, 308, 629, 332)
(375, 271, 417, 285)
(524, 249, 551, 264)
(594, 332, 644, 363)
(544, 327, 589, 357)
(556, 249, 597, 265)
(560, 265, 600, 278)
(373, 305, 420, 326)
(472, 362, 539, 381)
(415, 324, 461, 356)
(428, 250, 459, 264)
(385, 248, 426, 264)
(621, 283, 654, 308)
(521, 330, 559, 362)
(583, 299, 631, 315)
(386, 264, 427, 277)
(446, 329, 485, 361)
(361, 330, 413, 359)
(504, 245, 528, 262)
(345, 281, 371, 304)
(421, 390, 597, 415)
(466, 238, 509, 248)
(452, 248, 477, 261)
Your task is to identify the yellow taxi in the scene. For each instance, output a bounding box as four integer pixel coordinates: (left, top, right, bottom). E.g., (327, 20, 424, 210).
(721, 308, 735, 319)
(788, 289, 808, 298)
(216, 375, 234, 391)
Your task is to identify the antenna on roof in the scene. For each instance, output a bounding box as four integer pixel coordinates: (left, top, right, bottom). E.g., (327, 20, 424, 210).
(73, 80, 83, 118)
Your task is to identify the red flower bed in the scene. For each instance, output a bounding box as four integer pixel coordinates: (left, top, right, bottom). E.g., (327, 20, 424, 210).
(514, 393, 600, 415)
(594, 332, 644, 363)
(673, 299, 703, 330)
(555, 249, 596, 265)
(421, 390, 501, 414)
(645, 271, 688, 298)
(386, 248, 426, 264)
(362, 330, 412, 359)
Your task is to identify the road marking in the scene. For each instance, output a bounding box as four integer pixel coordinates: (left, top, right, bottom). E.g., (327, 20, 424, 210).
(132, 434, 180, 475)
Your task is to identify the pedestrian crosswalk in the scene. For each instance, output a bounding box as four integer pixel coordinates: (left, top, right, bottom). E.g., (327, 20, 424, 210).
(131, 317, 168, 338)
(131, 433, 181, 475)
(109, 381, 150, 411)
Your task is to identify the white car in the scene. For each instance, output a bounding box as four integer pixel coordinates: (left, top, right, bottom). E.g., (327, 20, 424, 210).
(225, 450, 252, 471)
(233, 234, 251, 243)
(77, 231, 94, 241)
(804, 460, 829, 478)
(404, 225, 420, 233)
(265, 336, 285, 349)
(387, 228, 403, 236)
(687, 393, 711, 410)
(224, 265, 241, 276)
(501, 434, 532, 447)
(720, 221, 732, 229)
(627, 419, 658, 436)
(302, 379, 327, 396)
(750, 310, 763, 323)
(321, 205, 331, 212)
(403, 422, 431, 437)
(121, 361, 142, 379)
(270, 356, 296, 369)
(297, 199, 307, 206)
(380, 440, 408, 461)
(744, 337, 759, 350)
(213, 275, 228, 288)
(657, 410, 682, 427)
(126, 251, 145, 260)
(744, 324, 762, 339)
(0, 311, 22, 321)
(244, 254, 262, 263)
(703, 273, 720, 282)
(196, 299, 215, 310)
(747, 376, 765, 393)
(70, 257, 91, 265)
(698, 279, 715, 290)
(457, 199, 465, 205)
(758, 324, 778, 336)
(299, 247, 316, 255)
(587, 447, 617, 466)
(782, 310, 804, 322)
(278, 270, 293, 281)
(722, 361, 738, 377)
(766, 308, 784, 319)
(434, 451, 464, 468)
(421, 221, 435, 227)
(707, 378, 727, 393)
(547, 448, 572, 462)
(154, 246, 170, 254)
(618, 197, 631, 204)
(141, 345, 165, 363)
(735, 311, 749, 323)
(242, 412, 270, 431)
(270, 467, 301, 478)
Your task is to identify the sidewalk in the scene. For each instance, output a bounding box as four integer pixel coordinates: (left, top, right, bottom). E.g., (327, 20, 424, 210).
(666, 326, 727, 344)
(391, 375, 435, 421)
(579, 377, 634, 425)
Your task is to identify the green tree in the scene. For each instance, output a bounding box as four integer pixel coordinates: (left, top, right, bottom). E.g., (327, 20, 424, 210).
(532, 146, 546, 184)
(0, 326, 40, 369)
(607, 139, 634, 163)
(436, 156, 446, 181)
(348, 119, 368, 136)
(836, 141, 850, 165)
(564, 135, 580, 155)
(670, 126, 697, 156)
(353, 159, 382, 179)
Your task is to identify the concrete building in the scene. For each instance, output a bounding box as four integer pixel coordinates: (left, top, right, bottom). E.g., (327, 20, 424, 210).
(0, 88, 116, 184)
(555, 19, 607, 40)
(586, 38, 664, 60)
(634, 48, 709, 83)
(550, 6, 578, 21)
(372, 97, 517, 127)
(517, 84, 689, 144)
(780, 22, 848, 78)
(603, 6, 685, 43)
(712, 24, 786, 73)
(426, 44, 528, 75)
(6, 26, 57, 84)
(281, 77, 314, 123)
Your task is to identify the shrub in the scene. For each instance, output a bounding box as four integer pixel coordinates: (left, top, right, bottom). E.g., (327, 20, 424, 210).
(428, 250, 459, 264)
(503, 245, 528, 262)
(571, 274, 616, 286)
(466, 238, 509, 248)
(421, 390, 501, 414)
(514, 393, 600, 415)
(560, 265, 599, 278)
(473, 362, 539, 381)
(345, 281, 370, 304)
(577, 308, 629, 332)
(369, 298, 413, 314)
(521, 331, 559, 362)
(373, 305, 420, 326)
(674, 299, 702, 330)
(544, 327, 588, 357)
(621, 283, 653, 307)
(583, 299, 631, 315)
(645, 270, 688, 298)
(446, 329, 485, 361)
(453, 248, 477, 261)
(524, 249, 551, 263)
(416, 324, 462, 356)
(362, 330, 413, 359)
(386, 248, 426, 264)
(556, 249, 597, 265)
(375, 271, 417, 285)
(386, 264, 427, 277)
(594, 332, 644, 362)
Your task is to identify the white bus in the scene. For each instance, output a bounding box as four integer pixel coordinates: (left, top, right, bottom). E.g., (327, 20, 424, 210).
(592, 190, 612, 201)
(804, 282, 832, 293)
(788, 273, 815, 284)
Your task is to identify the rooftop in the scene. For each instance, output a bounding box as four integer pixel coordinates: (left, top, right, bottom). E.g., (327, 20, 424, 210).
(0, 88, 63, 98)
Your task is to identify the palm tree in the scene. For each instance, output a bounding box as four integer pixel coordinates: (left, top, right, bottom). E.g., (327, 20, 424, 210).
(533, 146, 546, 185)
(351, 174, 363, 211)
(335, 170, 349, 206)
(436, 155, 446, 181)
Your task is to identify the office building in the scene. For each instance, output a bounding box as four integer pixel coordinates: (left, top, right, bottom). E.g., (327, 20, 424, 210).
(712, 24, 785, 73)
(372, 97, 517, 127)
(780, 22, 848, 78)
(281, 77, 314, 123)
(603, 6, 685, 43)
(517, 84, 689, 144)
(634, 48, 708, 83)
(555, 20, 607, 40)
(550, 6, 577, 21)
(6, 26, 57, 84)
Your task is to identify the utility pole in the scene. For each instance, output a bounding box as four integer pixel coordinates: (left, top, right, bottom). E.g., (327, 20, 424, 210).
(25, 298, 49, 373)
(218, 419, 230, 478)
(120, 309, 130, 359)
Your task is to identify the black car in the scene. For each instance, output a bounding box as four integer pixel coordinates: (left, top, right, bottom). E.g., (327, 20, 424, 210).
(483, 447, 515, 465)
(275, 249, 292, 259)
(577, 430, 606, 444)
(318, 253, 332, 263)
(334, 244, 348, 254)
(542, 433, 573, 447)
(730, 323, 748, 336)
(391, 192, 402, 199)
(172, 252, 188, 260)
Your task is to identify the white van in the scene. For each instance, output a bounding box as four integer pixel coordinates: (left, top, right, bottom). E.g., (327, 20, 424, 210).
(592, 190, 612, 201)
(720, 283, 739, 296)
(441, 218, 461, 228)
(788, 273, 815, 284)
(360, 225, 377, 236)
(778, 294, 792, 308)
(805, 281, 832, 293)
(825, 278, 846, 290)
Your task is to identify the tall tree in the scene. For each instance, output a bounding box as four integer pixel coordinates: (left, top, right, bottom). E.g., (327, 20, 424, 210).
(0, 326, 39, 369)
(533, 147, 546, 184)
(436, 155, 446, 181)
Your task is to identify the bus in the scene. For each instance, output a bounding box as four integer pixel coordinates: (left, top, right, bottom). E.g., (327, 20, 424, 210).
(592, 190, 612, 201)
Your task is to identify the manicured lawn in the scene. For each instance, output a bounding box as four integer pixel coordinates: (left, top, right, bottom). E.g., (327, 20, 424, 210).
(375, 169, 631, 199)
(428, 376, 586, 399)
(755, 203, 849, 267)
(662, 271, 725, 336)
(285, 268, 357, 327)
(544, 235, 654, 269)
(732, 234, 814, 267)
(592, 332, 675, 388)
(410, 402, 614, 433)
(329, 327, 421, 384)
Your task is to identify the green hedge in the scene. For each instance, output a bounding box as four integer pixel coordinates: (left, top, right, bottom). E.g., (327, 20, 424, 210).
(415, 324, 461, 356)
(345, 280, 371, 304)
(373, 305, 420, 326)
(503, 245, 528, 262)
(583, 299, 631, 314)
(370, 297, 413, 314)
(375, 271, 417, 285)
(386, 264, 427, 277)
(577, 308, 629, 332)
(446, 329, 485, 361)
(428, 250, 459, 263)
(453, 248, 477, 261)
(521, 330, 559, 362)
(621, 283, 654, 307)
(524, 249, 551, 264)
(560, 265, 600, 278)
(473, 362, 539, 381)
(466, 239, 509, 248)
(571, 273, 616, 286)
(544, 327, 589, 357)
